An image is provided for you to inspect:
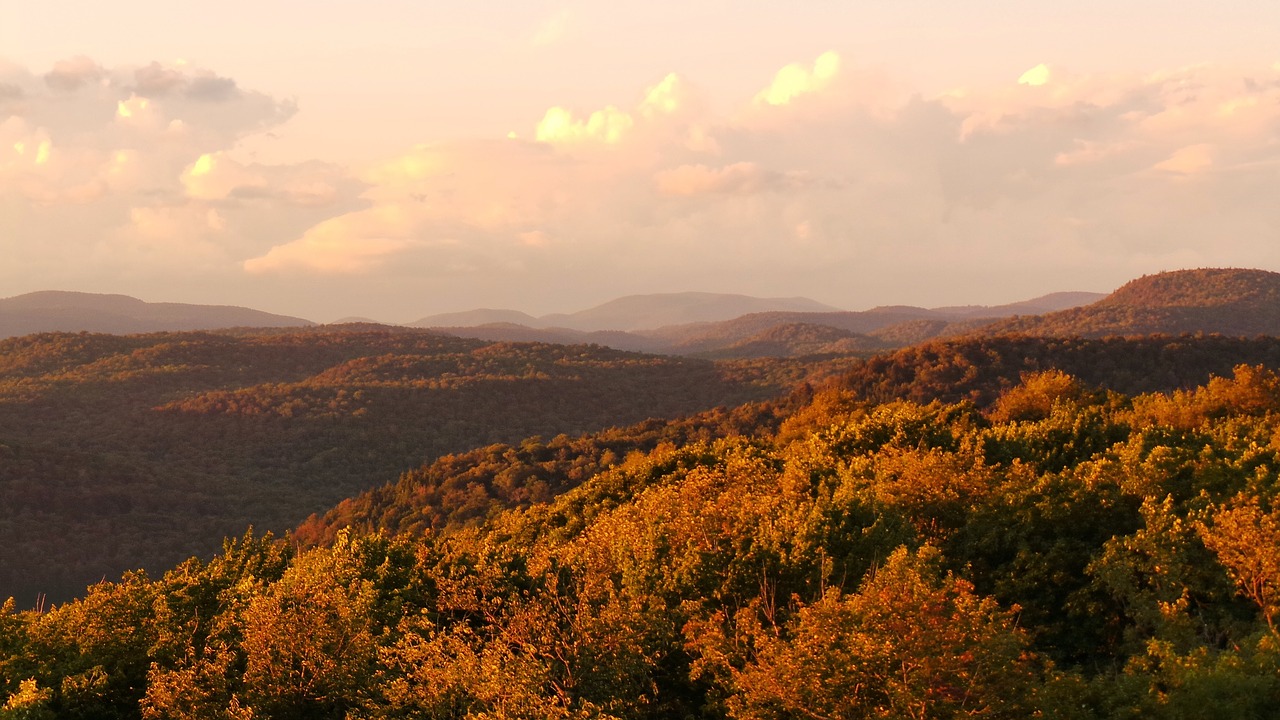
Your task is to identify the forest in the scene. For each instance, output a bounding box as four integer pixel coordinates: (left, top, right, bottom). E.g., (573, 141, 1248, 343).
(0, 327, 803, 603)
(1, 333, 1279, 718)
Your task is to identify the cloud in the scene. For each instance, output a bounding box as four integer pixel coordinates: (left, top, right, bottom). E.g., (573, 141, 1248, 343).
(247, 57, 1280, 313)
(536, 105, 634, 144)
(0, 57, 354, 289)
(654, 162, 808, 196)
(640, 73, 690, 117)
(134, 62, 187, 96)
(10, 52, 1280, 316)
(186, 75, 239, 102)
(1018, 64, 1052, 86)
(243, 213, 422, 274)
(1153, 143, 1215, 174)
(182, 152, 268, 200)
(755, 51, 840, 106)
(534, 73, 696, 145)
(245, 139, 575, 275)
(44, 56, 103, 92)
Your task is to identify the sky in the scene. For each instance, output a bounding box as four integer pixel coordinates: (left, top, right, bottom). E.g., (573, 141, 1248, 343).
(2, 2, 1280, 322)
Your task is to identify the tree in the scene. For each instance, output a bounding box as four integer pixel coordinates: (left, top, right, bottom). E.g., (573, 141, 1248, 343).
(719, 546, 1042, 719)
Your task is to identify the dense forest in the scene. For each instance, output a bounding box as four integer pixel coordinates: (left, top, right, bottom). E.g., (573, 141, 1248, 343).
(0, 327, 804, 603)
(985, 269, 1280, 338)
(2, 334, 1279, 717)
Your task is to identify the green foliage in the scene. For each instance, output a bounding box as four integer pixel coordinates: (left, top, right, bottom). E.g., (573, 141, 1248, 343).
(6, 335, 1280, 717)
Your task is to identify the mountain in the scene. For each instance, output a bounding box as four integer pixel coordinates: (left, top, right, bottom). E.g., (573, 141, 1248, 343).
(544, 292, 839, 332)
(409, 308, 541, 328)
(414, 293, 840, 334)
(9, 331, 1280, 717)
(933, 291, 1107, 317)
(551, 292, 1107, 357)
(981, 269, 1280, 337)
(411, 290, 1110, 357)
(703, 322, 881, 358)
(0, 291, 314, 338)
(329, 316, 383, 324)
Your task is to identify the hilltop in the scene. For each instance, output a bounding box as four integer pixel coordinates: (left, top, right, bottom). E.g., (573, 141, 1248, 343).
(982, 268, 1280, 337)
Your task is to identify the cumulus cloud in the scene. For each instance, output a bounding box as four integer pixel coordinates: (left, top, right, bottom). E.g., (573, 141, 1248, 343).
(11, 51, 1280, 316)
(1018, 64, 1052, 86)
(133, 62, 187, 96)
(247, 56, 1280, 312)
(755, 51, 840, 106)
(534, 73, 697, 146)
(186, 74, 239, 102)
(243, 215, 422, 275)
(0, 57, 356, 291)
(44, 56, 103, 92)
(536, 105, 634, 144)
(245, 139, 577, 275)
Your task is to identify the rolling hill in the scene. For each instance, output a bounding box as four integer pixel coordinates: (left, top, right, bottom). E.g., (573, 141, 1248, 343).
(0, 327, 793, 604)
(981, 268, 1280, 338)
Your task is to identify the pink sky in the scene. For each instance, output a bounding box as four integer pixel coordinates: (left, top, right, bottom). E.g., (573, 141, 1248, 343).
(2, 2, 1279, 321)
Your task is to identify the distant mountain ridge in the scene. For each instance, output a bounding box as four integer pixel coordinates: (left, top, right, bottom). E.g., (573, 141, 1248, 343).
(414, 290, 1108, 357)
(411, 292, 838, 333)
(0, 291, 314, 338)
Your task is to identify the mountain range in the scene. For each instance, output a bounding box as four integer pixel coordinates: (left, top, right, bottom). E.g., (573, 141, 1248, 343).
(1, 288, 1104, 354)
(410, 292, 839, 332)
(11, 270, 1280, 357)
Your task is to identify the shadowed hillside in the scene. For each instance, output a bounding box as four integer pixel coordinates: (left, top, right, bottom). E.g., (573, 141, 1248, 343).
(0, 328, 790, 604)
